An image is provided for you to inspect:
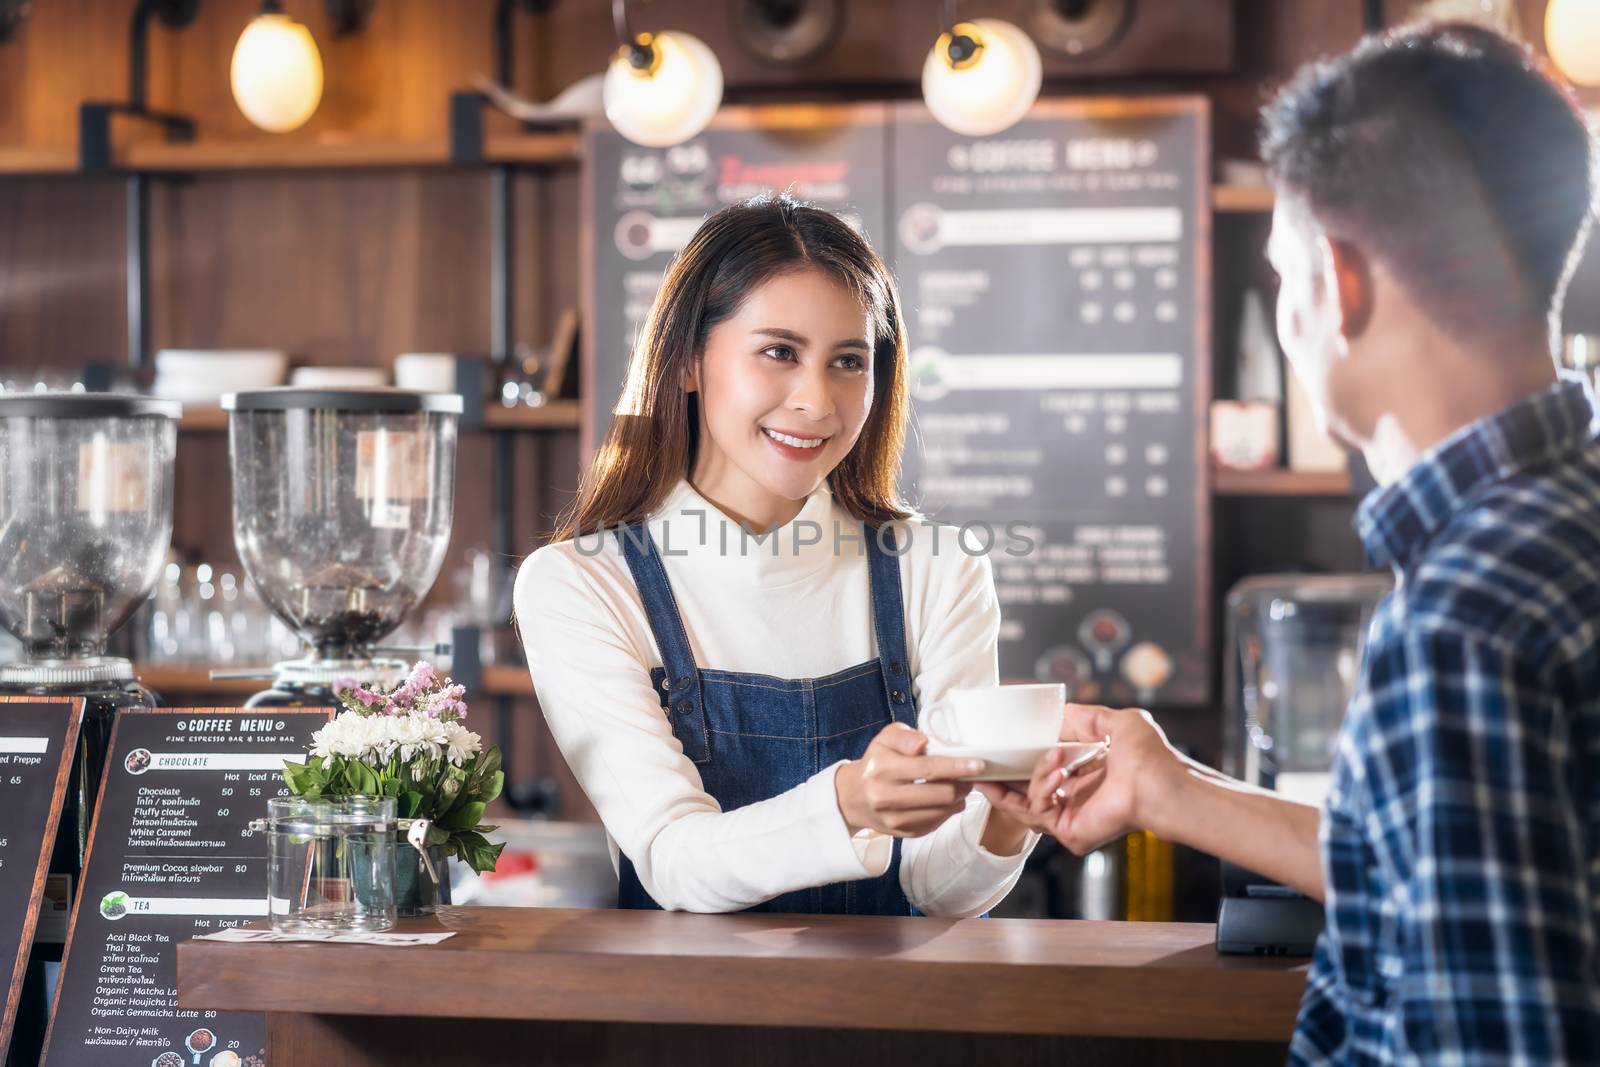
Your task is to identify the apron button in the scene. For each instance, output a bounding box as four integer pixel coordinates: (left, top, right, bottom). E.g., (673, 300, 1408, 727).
(675, 701, 695, 715)
(673, 677, 692, 692)
(889, 661, 903, 674)
(659, 677, 671, 692)
(891, 689, 905, 703)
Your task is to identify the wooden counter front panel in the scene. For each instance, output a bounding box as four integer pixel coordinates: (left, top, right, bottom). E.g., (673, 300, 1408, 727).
(266, 1016, 1291, 1067)
(178, 908, 1308, 1044)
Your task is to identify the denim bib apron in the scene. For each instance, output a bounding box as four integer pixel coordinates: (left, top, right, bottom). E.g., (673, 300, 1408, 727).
(614, 520, 918, 915)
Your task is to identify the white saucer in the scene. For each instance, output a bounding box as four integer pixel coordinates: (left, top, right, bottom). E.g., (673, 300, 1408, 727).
(924, 740, 1107, 782)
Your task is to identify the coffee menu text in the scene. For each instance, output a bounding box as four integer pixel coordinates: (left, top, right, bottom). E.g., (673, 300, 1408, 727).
(42, 708, 329, 1067)
(0, 699, 80, 1062)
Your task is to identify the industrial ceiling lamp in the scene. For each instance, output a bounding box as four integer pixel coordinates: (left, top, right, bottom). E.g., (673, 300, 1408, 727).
(1546, 0, 1600, 85)
(78, 0, 200, 171)
(230, 1, 371, 133)
(0, 0, 30, 43)
(603, 0, 723, 147)
(922, 1, 1042, 137)
(231, 2, 323, 132)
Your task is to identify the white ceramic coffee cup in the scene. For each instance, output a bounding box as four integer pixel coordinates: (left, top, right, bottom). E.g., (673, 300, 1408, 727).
(922, 683, 1065, 749)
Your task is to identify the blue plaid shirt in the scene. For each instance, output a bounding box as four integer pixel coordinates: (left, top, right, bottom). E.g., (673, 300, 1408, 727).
(1290, 374, 1600, 1065)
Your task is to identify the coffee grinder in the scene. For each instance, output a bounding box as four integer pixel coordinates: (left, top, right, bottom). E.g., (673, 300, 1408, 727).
(0, 393, 179, 1062)
(220, 388, 460, 707)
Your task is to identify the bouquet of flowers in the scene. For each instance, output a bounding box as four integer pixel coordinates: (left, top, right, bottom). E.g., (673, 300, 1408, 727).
(281, 661, 505, 873)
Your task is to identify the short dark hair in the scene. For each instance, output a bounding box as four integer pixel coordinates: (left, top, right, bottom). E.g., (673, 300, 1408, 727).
(1261, 21, 1596, 336)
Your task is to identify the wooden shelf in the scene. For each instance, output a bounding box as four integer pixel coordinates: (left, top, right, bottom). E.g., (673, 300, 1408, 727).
(137, 662, 536, 699)
(118, 138, 450, 172)
(2, 130, 582, 176)
(1212, 467, 1352, 497)
(176, 407, 229, 432)
(483, 131, 584, 167)
(483, 400, 580, 430)
(174, 400, 579, 433)
(0, 146, 78, 175)
(480, 664, 533, 697)
(135, 665, 265, 695)
(1211, 184, 1274, 213)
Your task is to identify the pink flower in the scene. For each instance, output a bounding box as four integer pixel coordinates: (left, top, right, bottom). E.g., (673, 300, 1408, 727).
(407, 661, 437, 691)
(353, 687, 384, 709)
(332, 676, 359, 696)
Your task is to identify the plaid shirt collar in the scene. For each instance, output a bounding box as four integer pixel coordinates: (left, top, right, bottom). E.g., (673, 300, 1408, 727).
(1355, 372, 1600, 571)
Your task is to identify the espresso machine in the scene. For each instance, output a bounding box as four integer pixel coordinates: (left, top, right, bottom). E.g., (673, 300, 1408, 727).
(220, 388, 460, 706)
(1215, 573, 1392, 955)
(0, 393, 179, 1062)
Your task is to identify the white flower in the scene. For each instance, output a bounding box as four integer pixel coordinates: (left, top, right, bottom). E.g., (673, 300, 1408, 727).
(365, 715, 399, 764)
(311, 711, 378, 760)
(441, 720, 481, 766)
(392, 710, 447, 764)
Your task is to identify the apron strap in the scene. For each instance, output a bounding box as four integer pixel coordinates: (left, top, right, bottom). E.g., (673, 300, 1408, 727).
(616, 523, 711, 764)
(865, 522, 917, 727)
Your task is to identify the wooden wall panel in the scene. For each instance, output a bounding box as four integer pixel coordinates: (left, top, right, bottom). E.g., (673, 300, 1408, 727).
(0, 0, 539, 151)
(0, 176, 125, 366)
(148, 168, 492, 361)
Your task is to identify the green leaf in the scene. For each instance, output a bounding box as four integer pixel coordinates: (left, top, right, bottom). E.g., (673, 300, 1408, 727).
(467, 840, 506, 874)
(343, 761, 379, 796)
(477, 746, 502, 781)
(479, 769, 505, 806)
(423, 823, 452, 848)
(440, 800, 485, 831)
(399, 789, 425, 820)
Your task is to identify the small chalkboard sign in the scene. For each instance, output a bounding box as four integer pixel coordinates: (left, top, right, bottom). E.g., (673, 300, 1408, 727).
(42, 707, 329, 1067)
(0, 697, 81, 1062)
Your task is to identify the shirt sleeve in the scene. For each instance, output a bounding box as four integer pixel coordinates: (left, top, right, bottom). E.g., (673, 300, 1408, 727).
(897, 534, 1039, 917)
(1370, 626, 1600, 1063)
(514, 546, 881, 913)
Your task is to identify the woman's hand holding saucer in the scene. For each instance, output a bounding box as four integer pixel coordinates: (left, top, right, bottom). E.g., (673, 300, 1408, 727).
(835, 722, 985, 838)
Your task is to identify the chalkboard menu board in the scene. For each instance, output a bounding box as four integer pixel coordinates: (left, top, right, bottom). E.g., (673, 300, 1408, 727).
(583, 97, 1210, 704)
(892, 98, 1210, 704)
(0, 697, 80, 1062)
(43, 708, 329, 1067)
(582, 103, 890, 454)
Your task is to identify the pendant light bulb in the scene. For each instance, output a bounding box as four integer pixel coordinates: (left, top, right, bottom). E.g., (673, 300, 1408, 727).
(231, 8, 325, 133)
(921, 18, 1042, 137)
(1546, 0, 1600, 86)
(603, 30, 723, 147)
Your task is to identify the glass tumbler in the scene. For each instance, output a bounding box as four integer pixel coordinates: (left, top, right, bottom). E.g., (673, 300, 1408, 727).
(262, 795, 397, 933)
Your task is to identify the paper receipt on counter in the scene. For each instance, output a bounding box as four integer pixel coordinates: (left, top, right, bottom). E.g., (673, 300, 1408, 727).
(195, 928, 457, 946)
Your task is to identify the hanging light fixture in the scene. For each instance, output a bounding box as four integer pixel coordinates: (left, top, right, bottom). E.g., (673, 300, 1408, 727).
(602, 0, 723, 148)
(922, 3, 1042, 137)
(1546, 0, 1600, 86)
(0, 0, 30, 43)
(230, 1, 325, 132)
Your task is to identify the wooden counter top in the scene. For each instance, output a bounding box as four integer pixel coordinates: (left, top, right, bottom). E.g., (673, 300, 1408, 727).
(178, 906, 1307, 1044)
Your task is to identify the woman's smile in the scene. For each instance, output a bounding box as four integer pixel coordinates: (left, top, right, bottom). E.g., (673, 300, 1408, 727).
(761, 425, 832, 459)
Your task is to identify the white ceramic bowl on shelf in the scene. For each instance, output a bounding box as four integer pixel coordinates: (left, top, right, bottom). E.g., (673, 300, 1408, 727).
(289, 365, 389, 388)
(152, 349, 288, 403)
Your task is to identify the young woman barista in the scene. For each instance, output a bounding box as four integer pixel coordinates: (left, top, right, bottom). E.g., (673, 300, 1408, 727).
(514, 195, 1037, 915)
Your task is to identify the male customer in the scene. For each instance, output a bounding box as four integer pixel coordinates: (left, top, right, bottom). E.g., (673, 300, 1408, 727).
(984, 21, 1600, 1064)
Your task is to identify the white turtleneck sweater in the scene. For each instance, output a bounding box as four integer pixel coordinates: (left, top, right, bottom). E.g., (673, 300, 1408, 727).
(513, 479, 1037, 915)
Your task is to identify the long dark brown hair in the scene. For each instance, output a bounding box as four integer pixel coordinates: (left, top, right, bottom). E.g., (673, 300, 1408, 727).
(552, 193, 913, 542)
